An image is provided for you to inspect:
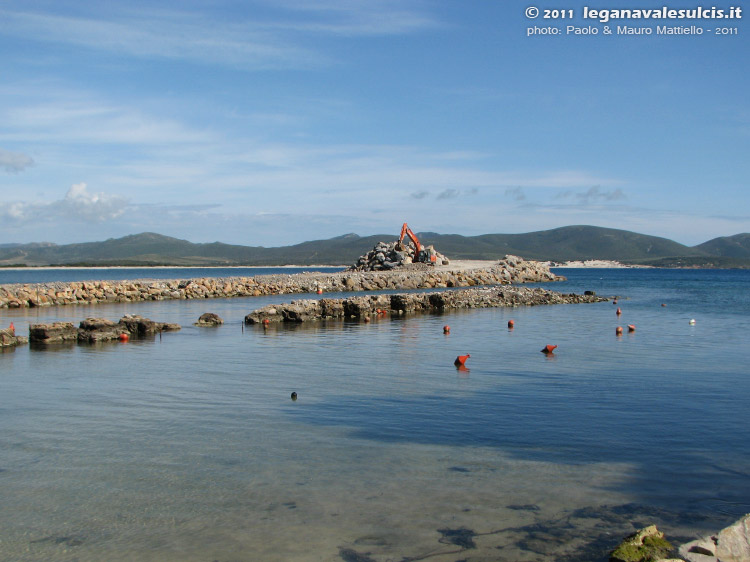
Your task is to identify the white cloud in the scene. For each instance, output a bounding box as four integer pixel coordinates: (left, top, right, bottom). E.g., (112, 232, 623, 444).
(62, 182, 129, 221)
(1, 183, 129, 224)
(0, 148, 34, 173)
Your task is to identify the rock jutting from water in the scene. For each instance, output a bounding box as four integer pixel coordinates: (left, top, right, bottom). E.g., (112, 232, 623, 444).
(0, 256, 560, 309)
(244, 286, 606, 324)
(29, 315, 181, 344)
(0, 327, 28, 348)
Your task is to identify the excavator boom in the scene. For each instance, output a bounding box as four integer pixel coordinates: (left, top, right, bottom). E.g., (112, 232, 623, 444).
(399, 222, 422, 259)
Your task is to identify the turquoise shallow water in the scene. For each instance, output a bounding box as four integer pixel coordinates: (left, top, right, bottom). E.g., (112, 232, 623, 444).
(1, 268, 749, 561)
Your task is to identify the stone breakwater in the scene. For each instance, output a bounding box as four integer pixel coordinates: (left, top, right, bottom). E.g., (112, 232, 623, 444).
(0, 256, 559, 309)
(244, 286, 606, 324)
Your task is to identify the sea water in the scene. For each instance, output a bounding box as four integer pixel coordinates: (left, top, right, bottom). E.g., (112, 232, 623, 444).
(1, 268, 749, 561)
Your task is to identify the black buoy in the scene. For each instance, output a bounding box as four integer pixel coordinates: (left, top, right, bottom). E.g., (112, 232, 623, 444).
(291, 392, 298, 401)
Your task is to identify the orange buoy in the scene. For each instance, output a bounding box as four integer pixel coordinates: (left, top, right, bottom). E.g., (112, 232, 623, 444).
(616, 308, 622, 316)
(507, 319, 515, 329)
(615, 326, 623, 336)
(454, 354, 470, 366)
(661, 303, 667, 307)
(262, 318, 270, 327)
(541, 344, 557, 354)
(628, 324, 635, 332)
(118, 333, 129, 342)
(443, 325, 450, 334)
(316, 288, 323, 294)
(9, 322, 15, 334)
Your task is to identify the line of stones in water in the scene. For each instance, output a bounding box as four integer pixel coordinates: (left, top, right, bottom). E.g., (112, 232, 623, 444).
(244, 286, 607, 324)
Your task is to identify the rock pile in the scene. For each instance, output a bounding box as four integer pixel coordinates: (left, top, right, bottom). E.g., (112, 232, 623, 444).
(244, 286, 606, 324)
(350, 239, 449, 271)
(29, 315, 181, 344)
(0, 256, 560, 309)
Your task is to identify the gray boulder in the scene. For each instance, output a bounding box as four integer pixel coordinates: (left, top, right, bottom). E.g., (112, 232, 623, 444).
(195, 312, 224, 326)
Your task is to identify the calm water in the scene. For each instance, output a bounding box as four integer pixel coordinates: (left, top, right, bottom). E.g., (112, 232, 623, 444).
(1, 268, 749, 561)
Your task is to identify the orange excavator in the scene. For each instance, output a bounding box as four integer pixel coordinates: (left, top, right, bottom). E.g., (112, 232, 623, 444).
(398, 222, 422, 259)
(396, 223, 444, 265)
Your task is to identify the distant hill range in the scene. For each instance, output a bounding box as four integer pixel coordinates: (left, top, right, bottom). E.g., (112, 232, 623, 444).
(1, 227, 750, 268)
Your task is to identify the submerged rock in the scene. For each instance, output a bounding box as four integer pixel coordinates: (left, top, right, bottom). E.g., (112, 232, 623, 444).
(609, 525, 674, 562)
(194, 312, 224, 326)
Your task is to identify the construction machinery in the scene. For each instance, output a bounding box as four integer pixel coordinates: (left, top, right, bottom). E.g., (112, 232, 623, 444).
(398, 223, 423, 260)
(397, 222, 442, 264)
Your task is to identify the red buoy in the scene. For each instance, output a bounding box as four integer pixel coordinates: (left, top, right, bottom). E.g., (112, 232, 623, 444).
(507, 319, 515, 329)
(443, 325, 450, 334)
(541, 344, 557, 354)
(8, 322, 15, 334)
(316, 288, 323, 294)
(118, 333, 129, 342)
(628, 324, 636, 332)
(262, 318, 270, 326)
(615, 326, 623, 336)
(454, 354, 470, 366)
(616, 308, 622, 316)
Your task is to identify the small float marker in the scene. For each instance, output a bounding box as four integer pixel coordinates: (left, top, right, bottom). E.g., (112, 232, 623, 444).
(316, 288, 323, 294)
(9, 322, 15, 334)
(616, 307, 622, 316)
(615, 326, 623, 336)
(661, 303, 667, 307)
(118, 333, 129, 342)
(541, 344, 557, 354)
(290, 392, 297, 401)
(454, 354, 470, 366)
(628, 325, 636, 332)
(507, 319, 515, 329)
(689, 319, 696, 325)
(262, 318, 270, 326)
(443, 325, 450, 334)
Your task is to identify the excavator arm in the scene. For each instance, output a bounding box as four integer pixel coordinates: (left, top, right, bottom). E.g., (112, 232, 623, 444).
(399, 222, 422, 259)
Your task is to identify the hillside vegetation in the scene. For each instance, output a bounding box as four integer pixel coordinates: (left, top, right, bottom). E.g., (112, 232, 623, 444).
(1, 226, 749, 268)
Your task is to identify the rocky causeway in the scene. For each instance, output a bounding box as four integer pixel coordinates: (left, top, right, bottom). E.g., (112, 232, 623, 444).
(0, 256, 558, 309)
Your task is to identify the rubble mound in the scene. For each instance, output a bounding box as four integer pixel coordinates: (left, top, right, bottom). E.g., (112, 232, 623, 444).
(350, 240, 449, 271)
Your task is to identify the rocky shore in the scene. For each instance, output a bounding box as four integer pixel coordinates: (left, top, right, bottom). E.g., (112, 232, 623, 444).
(244, 285, 606, 324)
(0, 256, 558, 309)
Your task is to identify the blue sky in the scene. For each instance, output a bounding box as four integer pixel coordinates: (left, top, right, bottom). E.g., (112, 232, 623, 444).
(1, 0, 748, 246)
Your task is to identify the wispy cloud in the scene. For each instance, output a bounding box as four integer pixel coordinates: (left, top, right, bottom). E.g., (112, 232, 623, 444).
(556, 186, 627, 204)
(0, 148, 34, 173)
(0, 2, 438, 70)
(505, 187, 526, 201)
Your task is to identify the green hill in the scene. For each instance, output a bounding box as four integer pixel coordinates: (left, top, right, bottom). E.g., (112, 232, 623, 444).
(694, 233, 750, 258)
(418, 226, 703, 261)
(1, 226, 749, 268)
